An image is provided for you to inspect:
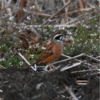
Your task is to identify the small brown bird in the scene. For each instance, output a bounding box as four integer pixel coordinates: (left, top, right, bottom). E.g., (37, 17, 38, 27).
(33, 33, 64, 70)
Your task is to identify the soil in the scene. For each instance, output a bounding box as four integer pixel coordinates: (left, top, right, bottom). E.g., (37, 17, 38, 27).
(0, 61, 99, 100)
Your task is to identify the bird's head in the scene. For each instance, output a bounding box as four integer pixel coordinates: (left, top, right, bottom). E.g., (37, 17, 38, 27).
(52, 33, 64, 43)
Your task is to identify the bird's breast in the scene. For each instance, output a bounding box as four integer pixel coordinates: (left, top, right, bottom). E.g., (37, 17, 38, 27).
(42, 43, 63, 63)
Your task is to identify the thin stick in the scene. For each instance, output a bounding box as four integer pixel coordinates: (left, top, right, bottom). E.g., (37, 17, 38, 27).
(78, 0, 84, 9)
(76, 80, 88, 85)
(85, 1, 95, 8)
(71, 69, 100, 74)
(41, 0, 71, 26)
(18, 52, 37, 71)
(78, 72, 100, 78)
(96, 56, 100, 59)
(37, 13, 51, 17)
(62, 0, 69, 23)
(76, 83, 88, 85)
(53, 53, 85, 65)
(29, 24, 76, 28)
(76, 80, 89, 83)
(2, 0, 4, 9)
(4, 0, 12, 17)
(64, 85, 78, 100)
(60, 62, 82, 71)
(61, 54, 99, 67)
(0, 65, 6, 69)
(86, 55, 100, 62)
(61, 54, 82, 62)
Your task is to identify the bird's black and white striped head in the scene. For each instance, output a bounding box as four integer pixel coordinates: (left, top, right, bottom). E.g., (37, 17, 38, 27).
(52, 33, 64, 43)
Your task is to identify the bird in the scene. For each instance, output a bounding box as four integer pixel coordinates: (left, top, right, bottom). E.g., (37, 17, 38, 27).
(32, 32, 64, 71)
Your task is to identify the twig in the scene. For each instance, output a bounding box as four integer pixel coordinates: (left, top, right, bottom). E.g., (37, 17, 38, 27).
(76, 80, 88, 83)
(20, 24, 76, 28)
(76, 83, 88, 85)
(60, 62, 82, 71)
(85, 1, 95, 8)
(71, 69, 100, 74)
(62, 9, 81, 16)
(0, 65, 6, 69)
(78, 72, 100, 78)
(61, 54, 95, 70)
(78, 0, 84, 9)
(64, 85, 78, 100)
(37, 13, 51, 17)
(53, 53, 85, 65)
(61, 54, 82, 62)
(96, 56, 100, 59)
(62, 0, 69, 23)
(41, 0, 71, 26)
(4, 0, 12, 17)
(48, 18, 62, 23)
(2, 0, 4, 9)
(58, 89, 67, 94)
(86, 55, 100, 62)
(18, 52, 37, 71)
(76, 80, 88, 85)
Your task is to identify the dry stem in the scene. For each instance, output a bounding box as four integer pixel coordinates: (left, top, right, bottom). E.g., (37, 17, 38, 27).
(18, 52, 37, 71)
(41, 0, 71, 26)
(64, 85, 78, 100)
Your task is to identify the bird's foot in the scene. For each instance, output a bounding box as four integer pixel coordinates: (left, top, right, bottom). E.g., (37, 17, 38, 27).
(43, 64, 57, 72)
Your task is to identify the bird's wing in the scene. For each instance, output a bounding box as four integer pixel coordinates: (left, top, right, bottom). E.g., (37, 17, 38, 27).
(37, 43, 55, 62)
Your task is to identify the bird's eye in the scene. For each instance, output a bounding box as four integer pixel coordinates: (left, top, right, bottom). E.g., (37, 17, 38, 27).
(54, 34, 63, 41)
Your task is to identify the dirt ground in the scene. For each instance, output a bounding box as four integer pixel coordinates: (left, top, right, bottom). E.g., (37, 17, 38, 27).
(0, 60, 99, 100)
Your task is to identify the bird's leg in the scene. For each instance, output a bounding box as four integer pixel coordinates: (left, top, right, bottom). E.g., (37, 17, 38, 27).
(44, 63, 57, 71)
(48, 63, 56, 71)
(44, 63, 56, 71)
(43, 65, 49, 71)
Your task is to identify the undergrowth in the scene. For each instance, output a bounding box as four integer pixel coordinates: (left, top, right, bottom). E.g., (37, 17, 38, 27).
(0, 15, 99, 67)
